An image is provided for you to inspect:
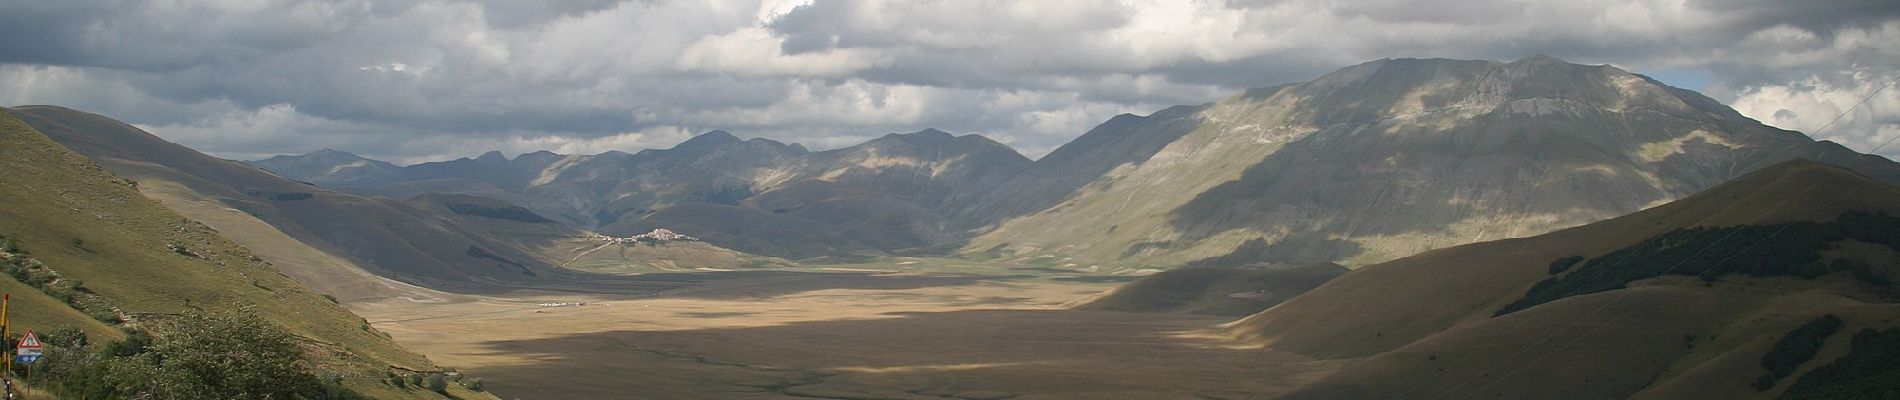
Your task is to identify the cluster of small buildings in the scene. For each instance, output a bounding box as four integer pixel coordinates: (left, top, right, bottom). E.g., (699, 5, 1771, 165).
(593, 228, 698, 244)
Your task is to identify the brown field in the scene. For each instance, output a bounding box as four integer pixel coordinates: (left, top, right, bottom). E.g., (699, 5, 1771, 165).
(355, 268, 1340, 399)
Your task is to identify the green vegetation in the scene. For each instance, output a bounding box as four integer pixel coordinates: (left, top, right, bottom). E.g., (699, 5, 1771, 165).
(1547, 255, 1583, 274)
(1754, 314, 1844, 391)
(1497, 212, 1900, 316)
(39, 310, 364, 400)
(1779, 327, 1900, 399)
(427, 373, 449, 393)
(2, 239, 122, 324)
(1, 108, 441, 393)
(445, 202, 556, 223)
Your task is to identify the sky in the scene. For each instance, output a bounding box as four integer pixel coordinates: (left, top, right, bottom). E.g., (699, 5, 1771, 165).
(1, 0, 1897, 164)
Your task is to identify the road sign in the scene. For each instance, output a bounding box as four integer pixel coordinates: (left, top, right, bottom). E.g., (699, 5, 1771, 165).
(15, 331, 38, 350)
(14, 331, 41, 364)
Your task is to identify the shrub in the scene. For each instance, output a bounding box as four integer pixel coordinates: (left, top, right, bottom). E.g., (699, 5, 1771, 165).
(100, 311, 322, 399)
(1779, 328, 1900, 399)
(1754, 314, 1845, 390)
(45, 326, 88, 349)
(428, 373, 448, 393)
(465, 377, 485, 392)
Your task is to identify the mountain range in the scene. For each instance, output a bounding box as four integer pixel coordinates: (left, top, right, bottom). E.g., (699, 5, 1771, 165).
(250, 56, 1900, 272)
(8, 54, 1900, 398)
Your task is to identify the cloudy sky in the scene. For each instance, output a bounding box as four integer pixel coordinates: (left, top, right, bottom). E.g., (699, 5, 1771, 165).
(2, 0, 1896, 164)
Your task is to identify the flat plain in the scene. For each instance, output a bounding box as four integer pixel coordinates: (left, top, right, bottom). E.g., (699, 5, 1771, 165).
(357, 259, 1339, 399)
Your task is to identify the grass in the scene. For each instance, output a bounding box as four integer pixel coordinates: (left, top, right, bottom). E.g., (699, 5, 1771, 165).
(0, 109, 440, 378)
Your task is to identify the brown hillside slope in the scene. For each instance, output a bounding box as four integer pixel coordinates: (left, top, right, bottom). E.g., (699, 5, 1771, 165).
(0, 108, 434, 372)
(1235, 160, 1900, 399)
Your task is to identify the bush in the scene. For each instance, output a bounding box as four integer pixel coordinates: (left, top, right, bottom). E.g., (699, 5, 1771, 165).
(465, 377, 484, 392)
(428, 373, 448, 393)
(1755, 314, 1845, 390)
(86, 310, 324, 399)
(1780, 328, 1900, 399)
(45, 326, 88, 349)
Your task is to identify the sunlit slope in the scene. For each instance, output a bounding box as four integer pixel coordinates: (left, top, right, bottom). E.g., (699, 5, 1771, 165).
(1235, 160, 1900, 399)
(966, 56, 1900, 269)
(12, 105, 564, 291)
(0, 108, 432, 371)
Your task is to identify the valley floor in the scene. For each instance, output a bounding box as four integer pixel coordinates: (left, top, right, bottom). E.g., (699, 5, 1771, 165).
(354, 263, 1339, 399)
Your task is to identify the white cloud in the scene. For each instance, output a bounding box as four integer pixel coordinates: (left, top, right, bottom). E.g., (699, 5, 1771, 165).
(2, 0, 1897, 162)
(1731, 70, 1900, 158)
(676, 27, 890, 77)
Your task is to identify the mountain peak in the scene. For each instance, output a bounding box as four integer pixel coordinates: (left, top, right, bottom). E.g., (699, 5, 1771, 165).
(310, 148, 355, 156)
(1512, 53, 1570, 65)
(671, 130, 743, 152)
(475, 150, 508, 162)
(689, 130, 741, 143)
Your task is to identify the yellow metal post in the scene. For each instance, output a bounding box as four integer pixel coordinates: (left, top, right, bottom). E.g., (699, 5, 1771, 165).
(3, 292, 10, 375)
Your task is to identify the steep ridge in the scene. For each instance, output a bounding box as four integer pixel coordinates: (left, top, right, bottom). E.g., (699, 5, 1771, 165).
(251, 148, 403, 186)
(965, 56, 1900, 269)
(1235, 160, 1900, 399)
(12, 106, 587, 292)
(0, 108, 436, 374)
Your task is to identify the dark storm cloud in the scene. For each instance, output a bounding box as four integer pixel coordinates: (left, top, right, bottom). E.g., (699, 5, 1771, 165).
(1, 0, 1896, 163)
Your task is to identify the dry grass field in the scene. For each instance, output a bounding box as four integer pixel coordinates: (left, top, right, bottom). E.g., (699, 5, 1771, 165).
(357, 266, 1340, 399)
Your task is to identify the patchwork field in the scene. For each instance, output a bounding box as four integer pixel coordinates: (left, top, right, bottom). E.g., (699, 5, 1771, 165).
(355, 260, 1338, 399)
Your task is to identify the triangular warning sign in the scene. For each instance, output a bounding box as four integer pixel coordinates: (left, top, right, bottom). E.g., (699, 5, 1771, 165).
(17, 331, 41, 349)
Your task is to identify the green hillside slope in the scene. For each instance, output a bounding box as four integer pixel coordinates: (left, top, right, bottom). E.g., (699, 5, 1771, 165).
(0, 108, 487, 398)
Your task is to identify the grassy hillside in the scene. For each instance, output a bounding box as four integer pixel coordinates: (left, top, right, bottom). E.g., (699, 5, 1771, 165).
(1232, 160, 1900, 399)
(0, 108, 492, 398)
(10, 105, 573, 292)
